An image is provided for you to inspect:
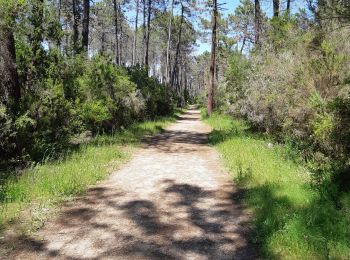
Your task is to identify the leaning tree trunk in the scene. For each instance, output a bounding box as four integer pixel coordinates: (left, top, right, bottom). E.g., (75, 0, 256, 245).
(81, 0, 90, 53)
(132, 0, 139, 65)
(240, 37, 246, 53)
(207, 0, 217, 115)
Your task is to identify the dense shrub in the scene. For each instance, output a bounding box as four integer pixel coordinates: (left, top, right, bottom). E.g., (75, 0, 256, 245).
(127, 65, 174, 118)
(220, 19, 350, 194)
(76, 56, 145, 132)
(209, 16, 350, 257)
(0, 54, 174, 169)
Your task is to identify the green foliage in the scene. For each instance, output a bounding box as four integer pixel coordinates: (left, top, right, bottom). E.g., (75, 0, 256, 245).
(80, 100, 111, 131)
(127, 65, 174, 118)
(212, 11, 350, 257)
(220, 18, 350, 189)
(205, 113, 350, 259)
(75, 56, 144, 131)
(268, 15, 295, 49)
(225, 52, 250, 102)
(1, 52, 174, 168)
(0, 105, 18, 168)
(2, 0, 178, 169)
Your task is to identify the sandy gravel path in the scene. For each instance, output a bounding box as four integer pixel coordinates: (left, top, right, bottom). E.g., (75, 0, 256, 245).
(9, 107, 257, 259)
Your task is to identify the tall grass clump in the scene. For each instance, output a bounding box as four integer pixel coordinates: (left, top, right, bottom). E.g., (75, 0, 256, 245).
(205, 113, 350, 259)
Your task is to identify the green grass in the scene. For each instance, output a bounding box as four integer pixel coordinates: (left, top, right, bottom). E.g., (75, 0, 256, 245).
(204, 112, 350, 259)
(0, 111, 181, 233)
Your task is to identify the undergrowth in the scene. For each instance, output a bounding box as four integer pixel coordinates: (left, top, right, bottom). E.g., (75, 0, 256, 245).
(204, 112, 350, 259)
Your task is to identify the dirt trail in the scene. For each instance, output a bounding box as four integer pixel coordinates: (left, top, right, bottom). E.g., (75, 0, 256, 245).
(10, 107, 257, 259)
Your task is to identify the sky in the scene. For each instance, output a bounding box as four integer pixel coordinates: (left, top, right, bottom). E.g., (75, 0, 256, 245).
(123, 0, 306, 55)
(194, 0, 241, 54)
(122, 0, 243, 55)
(193, 0, 306, 54)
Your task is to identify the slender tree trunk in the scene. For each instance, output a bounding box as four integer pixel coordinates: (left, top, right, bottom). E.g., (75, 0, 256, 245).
(31, 0, 44, 53)
(286, 0, 291, 14)
(144, 0, 152, 68)
(113, 0, 120, 65)
(65, 19, 69, 55)
(81, 0, 90, 53)
(58, 0, 61, 22)
(171, 3, 184, 89)
(72, 0, 80, 53)
(240, 37, 246, 53)
(143, 0, 146, 65)
(118, 3, 123, 65)
(30, 0, 44, 81)
(207, 0, 217, 115)
(132, 0, 139, 65)
(101, 31, 106, 54)
(57, 0, 62, 48)
(165, 0, 174, 84)
(273, 0, 279, 17)
(254, 0, 261, 47)
(184, 57, 188, 104)
(97, 7, 106, 55)
(179, 61, 183, 99)
(0, 28, 21, 106)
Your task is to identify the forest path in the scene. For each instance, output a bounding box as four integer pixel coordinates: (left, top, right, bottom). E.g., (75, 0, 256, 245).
(10, 107, 257, 259)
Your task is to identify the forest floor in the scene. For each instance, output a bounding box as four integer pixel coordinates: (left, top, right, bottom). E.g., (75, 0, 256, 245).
(7, 107, 257, 259)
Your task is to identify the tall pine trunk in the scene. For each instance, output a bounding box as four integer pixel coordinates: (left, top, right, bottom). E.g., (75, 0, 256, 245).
(72, 0, 80, 53)
(254, 0, 261, 47)
(81, 0, 90, 52)
(118, 3, 123, 64)
(144, 0, 151, 68)
(30, 0, 44, 81)
(142, 0, 146, 65)
(171, 3, 184, 89)
(207, 0, 217, 115)
(57, 0, 62, 48)
(273, 0, 279, 17)
(31, 0, 44, 55)
(165, 0, 174, 84)
(0, 28, 21, 107)
(113, 0, 120, 65)
(132, 0, 139, 65)
(286, 0, 291, 14)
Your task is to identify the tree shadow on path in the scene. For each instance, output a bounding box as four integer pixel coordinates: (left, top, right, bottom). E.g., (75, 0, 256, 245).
(9, 178, 257, 259)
